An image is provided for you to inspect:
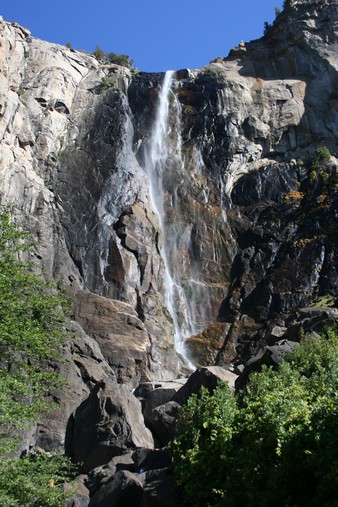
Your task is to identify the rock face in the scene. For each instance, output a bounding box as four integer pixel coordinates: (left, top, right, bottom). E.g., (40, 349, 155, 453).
(0, 17, 180, 387)
(65, 380, 154, 473)
(0, 0, 338, 504)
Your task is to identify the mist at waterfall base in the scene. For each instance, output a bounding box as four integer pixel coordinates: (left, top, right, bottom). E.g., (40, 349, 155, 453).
(1, 0, 284, 72)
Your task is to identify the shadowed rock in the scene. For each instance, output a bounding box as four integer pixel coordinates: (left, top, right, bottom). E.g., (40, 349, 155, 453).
(65, 380, 154, 473)
(88, 470, 144, 507)
(173, 366, 238, 406)
(148, 401, 181, 446)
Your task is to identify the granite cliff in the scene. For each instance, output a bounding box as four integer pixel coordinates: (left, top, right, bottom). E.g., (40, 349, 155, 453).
(0, 0, 337, 504)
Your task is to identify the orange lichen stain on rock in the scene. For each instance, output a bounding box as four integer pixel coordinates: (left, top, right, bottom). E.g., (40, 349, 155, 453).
(283, 189, 304, 200)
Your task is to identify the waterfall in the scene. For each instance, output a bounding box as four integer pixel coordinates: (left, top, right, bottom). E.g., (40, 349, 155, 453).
(145, 71, 195, 370)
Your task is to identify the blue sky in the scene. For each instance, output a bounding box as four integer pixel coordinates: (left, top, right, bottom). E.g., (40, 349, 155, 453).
(1, 0, 284, 72)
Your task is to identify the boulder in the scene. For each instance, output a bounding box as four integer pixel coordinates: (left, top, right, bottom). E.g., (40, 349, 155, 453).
(148, 401, 181, 446)
(132, 448, 171, 473)
(88, 470, 144, 507)
(173, 367, 238, 406)
(87, 461, 182, 507)
(85, 452, 135, 497)
(284, 307, 338, 341)
(134, 379, 186, 426)
(185, 322, 232, 366)
(142, 468, 182, 507)
(266, 325, 287, 345)
(34, 321, 115, 452)
(65, 380, 154, 472)
(65, 475, 90, 507)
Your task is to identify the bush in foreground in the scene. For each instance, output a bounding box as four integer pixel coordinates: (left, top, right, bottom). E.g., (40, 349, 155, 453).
(0, 452, 76, 507)
(172, 328, 338, 507)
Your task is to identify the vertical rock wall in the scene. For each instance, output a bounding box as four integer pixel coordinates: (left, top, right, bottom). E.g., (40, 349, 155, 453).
(0, 19, 181, 385)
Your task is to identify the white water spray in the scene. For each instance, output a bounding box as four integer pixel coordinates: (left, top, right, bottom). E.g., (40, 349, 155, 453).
(145, 71, 195, 370)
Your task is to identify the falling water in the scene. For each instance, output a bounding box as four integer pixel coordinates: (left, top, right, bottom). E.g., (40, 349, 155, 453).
(144, 71, 195, 370)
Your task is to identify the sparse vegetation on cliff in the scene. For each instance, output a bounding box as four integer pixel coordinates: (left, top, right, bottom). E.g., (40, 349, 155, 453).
(93, 44, 133, 67)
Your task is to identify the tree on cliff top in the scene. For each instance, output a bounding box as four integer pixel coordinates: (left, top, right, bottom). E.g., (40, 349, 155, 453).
(93, 44, 134, 67)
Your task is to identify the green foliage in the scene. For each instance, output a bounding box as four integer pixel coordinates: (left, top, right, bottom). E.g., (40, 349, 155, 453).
(0, 206, 71, 452)
(17, 85, 25, 97)
(65, 42, 72, 49)
(312, 294, 337, 308)
(0, 207, 76, 505)
(107, 51, 133, 68)
(264, 21, 272, 34)
(173, 328, 338, 507)
(100, 75, 119, 90)
(92, 45, 133, 67)
(275, 6, 281, 16)
(0, 452, 76, 507)
(172, 384, 237, 506)
(306, 146, 338, 195)
(310, 146, 332, 170)
(93, 44, 106, 61)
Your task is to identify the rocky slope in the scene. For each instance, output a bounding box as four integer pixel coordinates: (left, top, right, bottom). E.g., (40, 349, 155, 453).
(0, 0, 337, 504)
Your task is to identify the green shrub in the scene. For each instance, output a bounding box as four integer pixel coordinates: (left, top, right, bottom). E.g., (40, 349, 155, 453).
(172, 384, 237, 506)
(0, 206, 76, 506)
(173, 328, 338, 507)
(0, 452, 76, 507)
(107, 52, 133, 68)
(17, 85, 25, 97)
(264, 21, 272, 34)
(92, 47, 133, 68)
(310, 146, 332, 170)
(92, 45, 106, 61)
(0, 207, 71, 452)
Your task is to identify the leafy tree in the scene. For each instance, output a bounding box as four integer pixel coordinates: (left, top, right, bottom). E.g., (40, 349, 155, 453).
(0, 207, 76, 505)
(93, 44, 106, 61)
(173, 384, 237, 506)
(92, 45, 134, 67)
(264, 21, 272, 34)
(0, 207, 70, 449)
(0, 452, 76, 507)
(107, 52, 134, 68)
(310, 146, 332, 170)
(172, 328, 338, 507)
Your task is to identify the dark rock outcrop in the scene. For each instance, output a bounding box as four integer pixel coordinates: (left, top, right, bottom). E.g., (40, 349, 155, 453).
(147, 402, 181, 446)
(88, 470, 144, 507)
(65, 380, 154, 473)
(173, 366, 237, 405)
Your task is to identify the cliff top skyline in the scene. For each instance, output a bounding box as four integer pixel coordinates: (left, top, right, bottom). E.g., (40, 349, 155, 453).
(2, 0, 283, 72)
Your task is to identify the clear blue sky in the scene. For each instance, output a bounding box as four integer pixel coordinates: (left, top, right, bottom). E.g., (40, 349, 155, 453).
(1, 1, 284, 72)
